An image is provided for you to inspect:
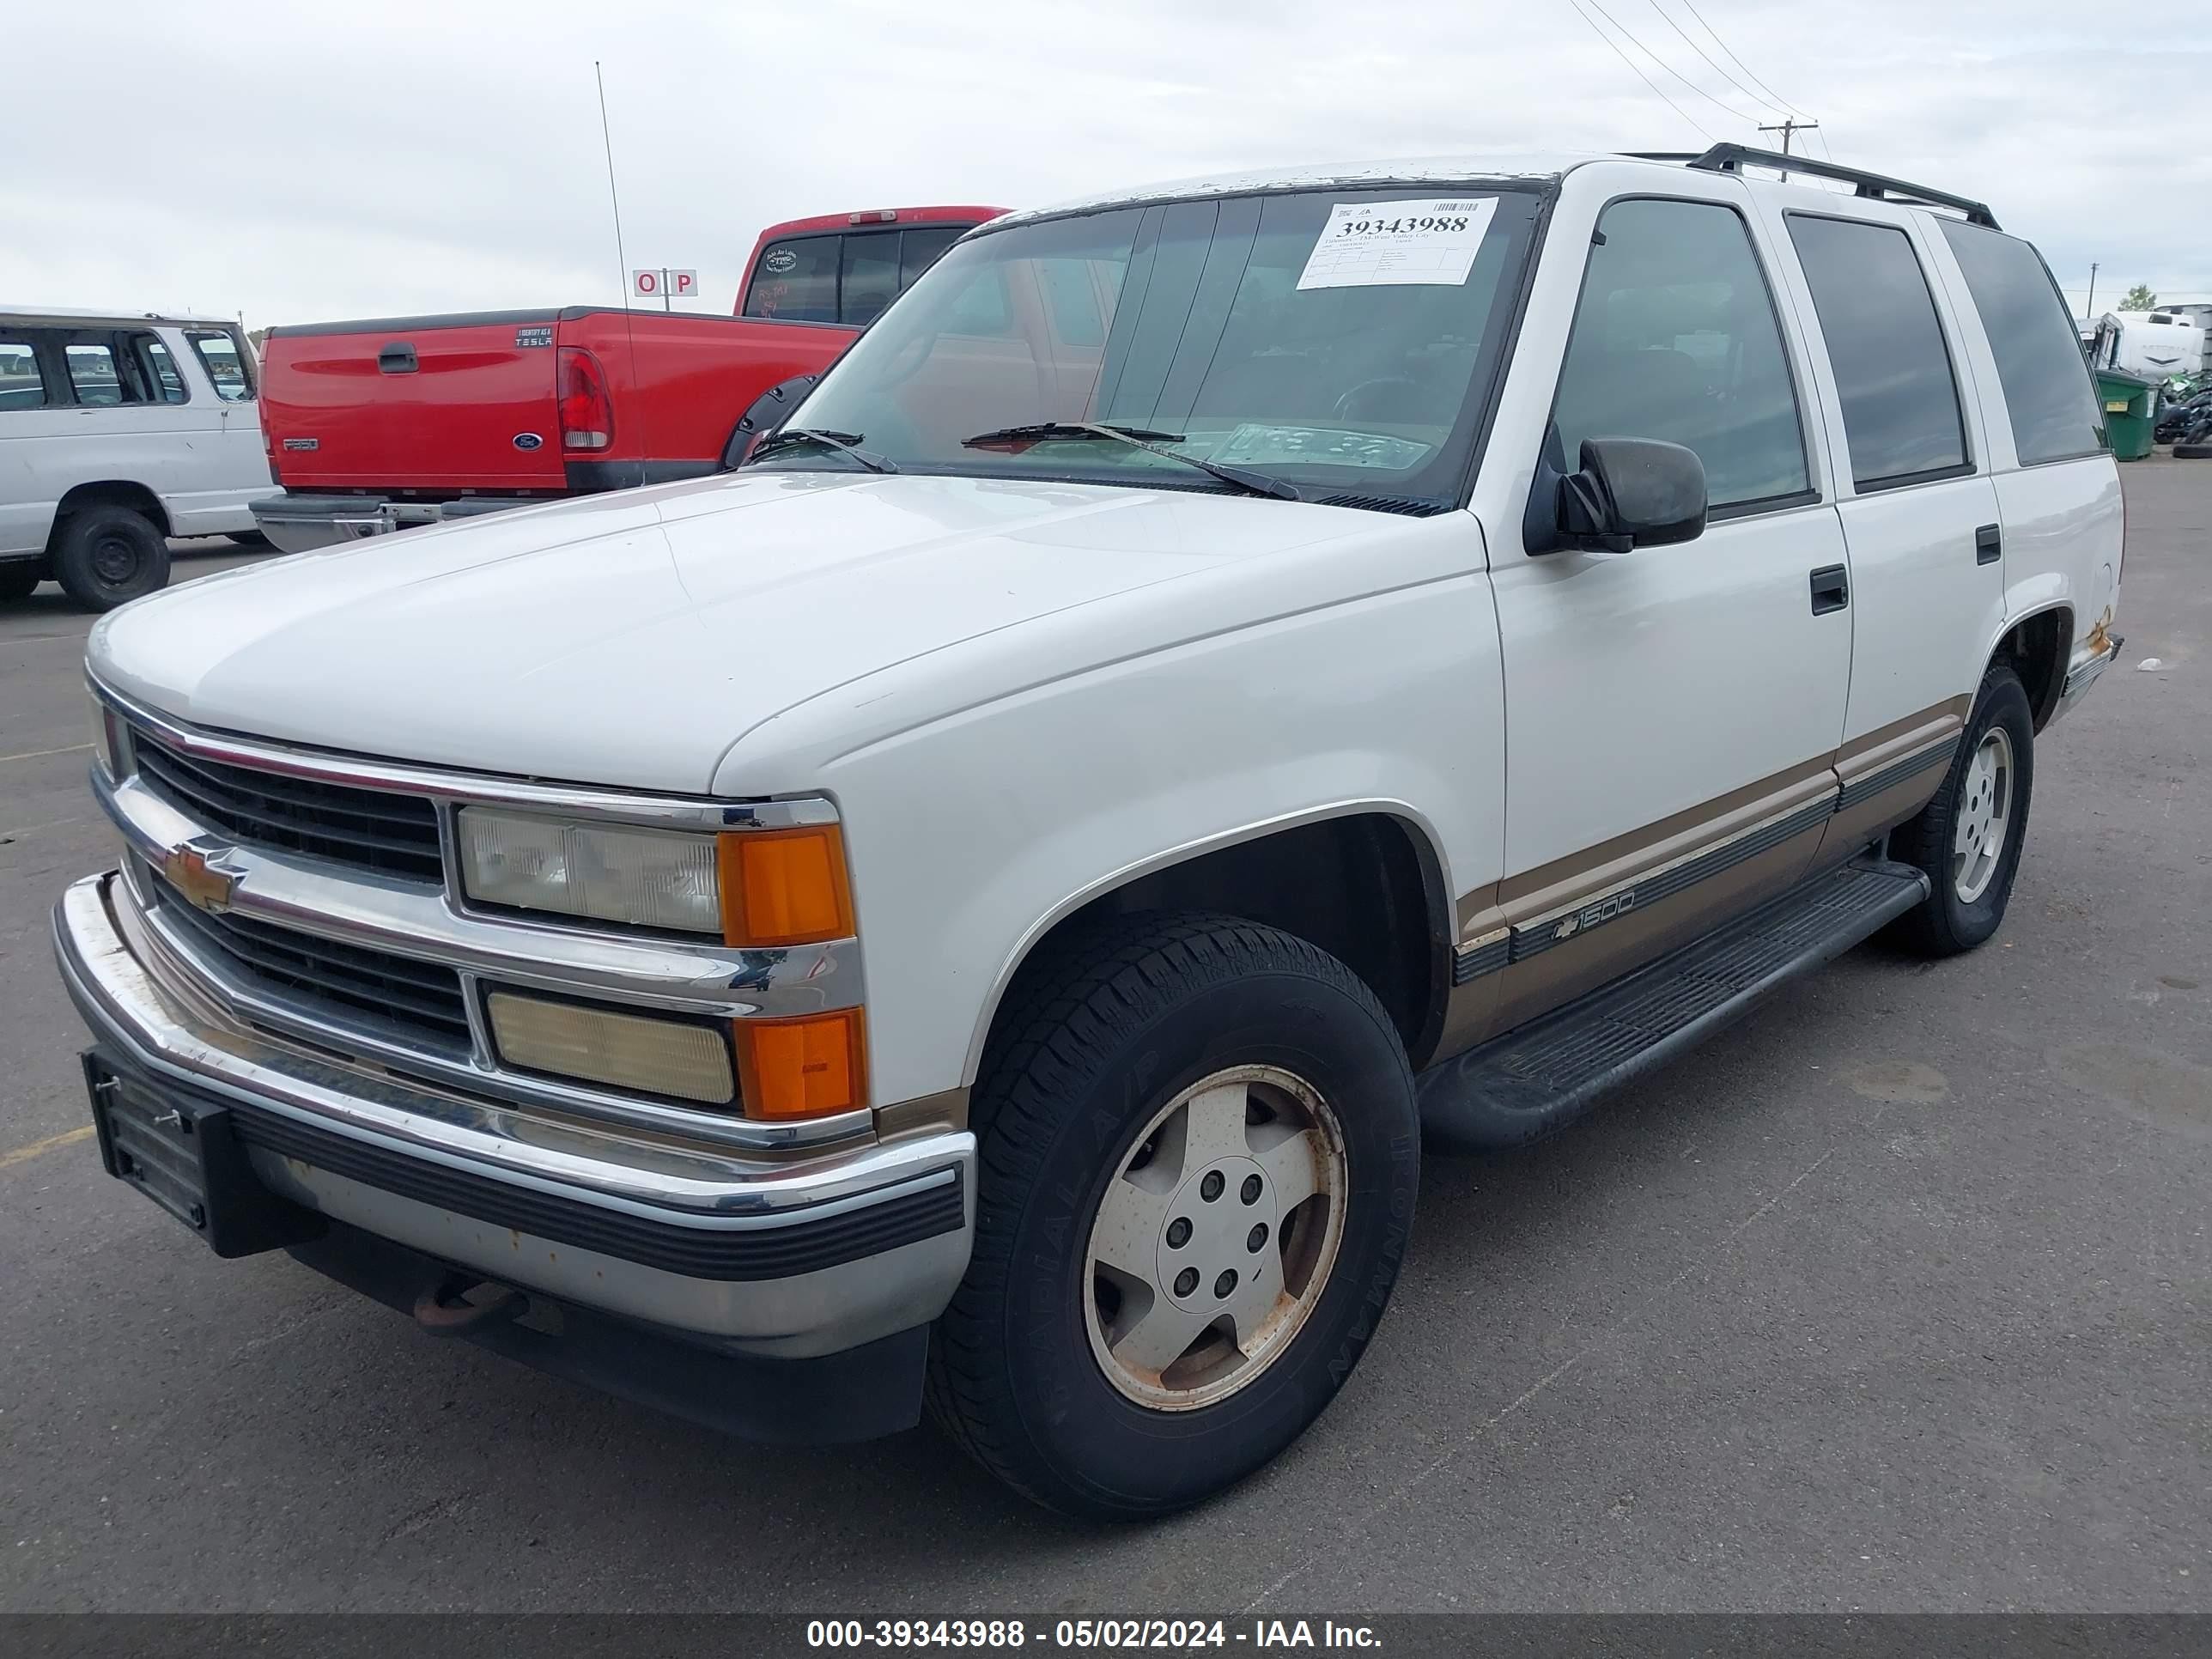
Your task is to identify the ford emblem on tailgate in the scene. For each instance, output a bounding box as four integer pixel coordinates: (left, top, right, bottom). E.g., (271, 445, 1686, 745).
(513, 433, 544, 451)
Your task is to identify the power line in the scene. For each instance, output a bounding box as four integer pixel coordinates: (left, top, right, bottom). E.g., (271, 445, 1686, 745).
(1644, 0, 1789, 118)
(1677, 0, 1812, 118)
(1583, 0, 1768, 126)
(1569, 0, 1717, 141)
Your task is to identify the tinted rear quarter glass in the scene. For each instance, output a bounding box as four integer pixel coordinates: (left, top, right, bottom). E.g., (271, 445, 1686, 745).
(898, 226, 964, 287)
(1938, 220, 2105, 465)
(1786, 214, 1968, 489)
(744, 235, 840, 322)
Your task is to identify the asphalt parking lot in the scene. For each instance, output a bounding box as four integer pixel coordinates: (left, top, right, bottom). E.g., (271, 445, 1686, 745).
(2, 475, 2207, 1615)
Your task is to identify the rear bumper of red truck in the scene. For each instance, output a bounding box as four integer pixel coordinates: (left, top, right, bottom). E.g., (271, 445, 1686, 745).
(251, 492, 550, 554)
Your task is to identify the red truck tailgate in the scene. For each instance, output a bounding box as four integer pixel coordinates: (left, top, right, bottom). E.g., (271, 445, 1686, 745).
(261, 312, 570, 493)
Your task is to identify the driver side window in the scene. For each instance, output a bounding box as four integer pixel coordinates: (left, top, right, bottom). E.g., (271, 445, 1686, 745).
(1553, 198, 1809, 512)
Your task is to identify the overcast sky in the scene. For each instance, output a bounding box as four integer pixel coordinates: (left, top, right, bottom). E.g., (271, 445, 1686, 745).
(5, 0, 2204, 328)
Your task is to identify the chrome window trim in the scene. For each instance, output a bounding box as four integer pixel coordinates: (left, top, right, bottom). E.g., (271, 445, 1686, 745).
(88, 675, 838, 833)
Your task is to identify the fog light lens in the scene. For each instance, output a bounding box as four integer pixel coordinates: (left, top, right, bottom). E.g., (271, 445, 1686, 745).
(487, 991, 736, 1106)
(732, 1008, 866, 1120)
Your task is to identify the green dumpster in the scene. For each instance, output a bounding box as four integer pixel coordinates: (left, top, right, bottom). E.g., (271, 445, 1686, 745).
(2096, 368, 2158, 461)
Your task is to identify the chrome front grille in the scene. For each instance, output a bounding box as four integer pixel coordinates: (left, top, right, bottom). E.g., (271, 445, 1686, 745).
(146, 870, 472, 1052)
(131, 729, 444, 883)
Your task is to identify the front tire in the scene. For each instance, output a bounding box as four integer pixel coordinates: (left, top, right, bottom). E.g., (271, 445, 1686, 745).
(53, 507, 169, 610)
(927, 913, 1419, 1519)
(1887, 665, 2035, 955)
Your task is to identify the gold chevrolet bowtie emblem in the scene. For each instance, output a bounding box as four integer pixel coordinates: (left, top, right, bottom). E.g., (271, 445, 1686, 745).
(161, 845, 239, 914)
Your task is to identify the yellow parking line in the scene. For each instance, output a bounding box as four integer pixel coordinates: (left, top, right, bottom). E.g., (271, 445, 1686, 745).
(0, 1124, 95, 1171)
(0, 742, 90, 765)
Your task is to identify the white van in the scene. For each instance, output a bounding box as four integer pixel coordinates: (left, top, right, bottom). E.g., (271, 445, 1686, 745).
(0, 308, 271, 610)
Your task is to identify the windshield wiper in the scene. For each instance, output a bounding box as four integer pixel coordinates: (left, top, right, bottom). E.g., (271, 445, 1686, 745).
(747, 428, 898, 474)
(960, 421, 1304, 501)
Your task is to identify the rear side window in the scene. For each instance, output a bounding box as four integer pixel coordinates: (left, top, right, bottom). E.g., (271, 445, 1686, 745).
(185, 330, 253, 400)
(744, 235, 841, 322)
(899, 225, 964, 285)
(1786, 215, 1968, 489)
(131, 334, 188, 404)
(65, 341, 136, 407)
(0, 337, 47, 410)
(839, 233, 902, 328)
(1553, 197, 1810, 511)
(1938, 221, 2104, 465)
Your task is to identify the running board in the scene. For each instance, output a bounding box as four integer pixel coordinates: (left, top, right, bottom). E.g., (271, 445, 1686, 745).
(1419, 857, 1931, 1149)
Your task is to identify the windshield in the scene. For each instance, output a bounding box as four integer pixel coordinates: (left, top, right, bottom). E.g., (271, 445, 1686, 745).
(756, 186, 1542, 507)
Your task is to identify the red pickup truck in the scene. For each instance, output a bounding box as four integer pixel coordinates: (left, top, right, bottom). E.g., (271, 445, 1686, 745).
(251, 204, 1002, 552)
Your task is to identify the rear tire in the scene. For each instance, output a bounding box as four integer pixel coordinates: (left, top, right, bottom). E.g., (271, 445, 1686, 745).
(53, 507, 169, 611)
(0, 563, 41, 603)
(927, 912, 1419, 1519)
(1887, 665, 2034, 956)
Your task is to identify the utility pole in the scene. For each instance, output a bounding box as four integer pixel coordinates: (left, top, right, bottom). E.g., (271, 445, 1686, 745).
(1758, 118, 1819, 182)
(2084, 262, 2099, 324)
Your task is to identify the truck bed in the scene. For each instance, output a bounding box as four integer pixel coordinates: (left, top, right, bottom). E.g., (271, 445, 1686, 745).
(259, 307, 858, 498)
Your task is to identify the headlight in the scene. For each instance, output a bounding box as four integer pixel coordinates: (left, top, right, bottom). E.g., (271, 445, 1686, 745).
(457, 808, 855, 946)
(459, 810, 721, 934)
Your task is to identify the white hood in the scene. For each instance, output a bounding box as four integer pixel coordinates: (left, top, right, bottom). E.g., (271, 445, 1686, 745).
(90, 470, 1370, 793)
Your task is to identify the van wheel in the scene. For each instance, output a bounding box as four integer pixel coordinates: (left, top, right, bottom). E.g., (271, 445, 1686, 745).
(1887, 665, 2035, 956)
(53, 507, 169, 610)
(0, 563, 40, 603)
(927, 912, 1418, 1519)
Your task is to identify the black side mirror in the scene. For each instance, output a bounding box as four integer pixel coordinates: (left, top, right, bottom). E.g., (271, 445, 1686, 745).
(720, 373, 821, 471)
(1542, 436, 1707, 555)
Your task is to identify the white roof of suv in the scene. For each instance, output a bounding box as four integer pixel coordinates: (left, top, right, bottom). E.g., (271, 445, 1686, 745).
(0, 306, 240, 330)
(985, 147, 2000, 235)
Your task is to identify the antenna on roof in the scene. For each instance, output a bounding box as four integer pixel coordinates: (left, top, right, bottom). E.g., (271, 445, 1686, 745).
(592, 61, 649, 489)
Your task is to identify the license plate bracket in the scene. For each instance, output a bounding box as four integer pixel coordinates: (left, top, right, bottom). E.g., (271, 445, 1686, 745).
(82, 1051, 325, 1258)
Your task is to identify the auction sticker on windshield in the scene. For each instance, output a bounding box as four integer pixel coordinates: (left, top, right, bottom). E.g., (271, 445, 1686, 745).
(1297, 197, 1498, 289)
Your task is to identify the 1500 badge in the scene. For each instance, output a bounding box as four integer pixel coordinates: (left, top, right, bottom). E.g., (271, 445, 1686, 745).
(1555, 887, 1636, 942)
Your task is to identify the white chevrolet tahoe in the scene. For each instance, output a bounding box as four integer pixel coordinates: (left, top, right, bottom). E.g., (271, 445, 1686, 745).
(55, 148, 2124, 1519)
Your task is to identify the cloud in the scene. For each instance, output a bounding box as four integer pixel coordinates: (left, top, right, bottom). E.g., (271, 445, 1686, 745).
(2, 0, 2203, 325)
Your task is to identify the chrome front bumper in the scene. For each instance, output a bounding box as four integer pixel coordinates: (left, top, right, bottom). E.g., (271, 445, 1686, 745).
(53, 872, 975, 1361)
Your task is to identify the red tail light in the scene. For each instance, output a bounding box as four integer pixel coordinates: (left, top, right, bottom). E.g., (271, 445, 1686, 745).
(558, 347, 613, 451)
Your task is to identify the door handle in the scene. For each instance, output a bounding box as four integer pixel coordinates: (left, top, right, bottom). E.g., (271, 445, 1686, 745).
(1809, 563, 1849, 616)
(377, 342, 417, 374)
(1975, 522, 2002, 565)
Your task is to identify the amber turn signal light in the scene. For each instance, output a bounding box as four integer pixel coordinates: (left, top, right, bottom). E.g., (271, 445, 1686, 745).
(732, 1008, 867, 1121)
(717, 825, 856, 948)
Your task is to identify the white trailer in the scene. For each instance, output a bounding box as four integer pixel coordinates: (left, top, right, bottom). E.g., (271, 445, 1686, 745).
(2090, 309, 2205, 380)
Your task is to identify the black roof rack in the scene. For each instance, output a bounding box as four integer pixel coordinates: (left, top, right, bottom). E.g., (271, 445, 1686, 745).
(1621, 144, 2000, 230)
